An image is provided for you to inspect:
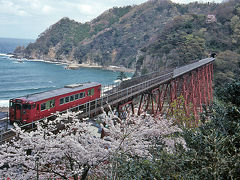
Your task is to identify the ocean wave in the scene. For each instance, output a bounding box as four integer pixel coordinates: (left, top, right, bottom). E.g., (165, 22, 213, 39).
(0, 80, 40, 84)
(13, 61, 24, 64)
(0, 53, 14, 57)
(0, 86, 54, 94)
(0, 100, 9, 107)
(0, 74, 40, 79)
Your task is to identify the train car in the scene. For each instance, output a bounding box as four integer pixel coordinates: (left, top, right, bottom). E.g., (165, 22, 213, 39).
(9, 82, 101, 124)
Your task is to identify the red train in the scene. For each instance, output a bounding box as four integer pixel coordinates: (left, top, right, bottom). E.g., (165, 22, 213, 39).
(9, 82, 101, 124)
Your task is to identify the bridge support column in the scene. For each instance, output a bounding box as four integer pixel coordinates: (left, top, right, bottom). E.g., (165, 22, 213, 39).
(118, 100, 134, 119)
(137, 93, 151, 116)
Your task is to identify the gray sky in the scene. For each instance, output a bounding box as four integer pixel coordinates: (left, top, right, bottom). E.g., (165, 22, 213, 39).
(0, 0, 223, 39)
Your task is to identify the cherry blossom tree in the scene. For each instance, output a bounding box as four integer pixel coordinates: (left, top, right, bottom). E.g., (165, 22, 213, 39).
(0, 108, 186, 179)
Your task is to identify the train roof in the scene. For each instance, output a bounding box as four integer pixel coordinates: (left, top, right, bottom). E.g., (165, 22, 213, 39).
(17, 82, 101, 102)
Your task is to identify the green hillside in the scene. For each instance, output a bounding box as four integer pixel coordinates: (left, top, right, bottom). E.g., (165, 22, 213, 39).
(16, 0, 239, 85)
(137, 0, 240, 86)
(16, 0, 216, 64)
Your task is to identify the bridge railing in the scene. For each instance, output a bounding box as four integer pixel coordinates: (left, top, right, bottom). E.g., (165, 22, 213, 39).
(118, 68, 174, 90)
(173, 58, 214, 78)
(81, 71, 174, 117)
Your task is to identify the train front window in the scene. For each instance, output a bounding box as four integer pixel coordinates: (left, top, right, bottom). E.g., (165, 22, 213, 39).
(23, 104, 31, 109)
(10, 101, 15, 108)
(16, 104, 21, 110)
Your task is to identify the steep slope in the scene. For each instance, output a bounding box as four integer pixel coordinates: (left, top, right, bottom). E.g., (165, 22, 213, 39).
(136, 0, 240, 85)
(17, 0, 218, 68)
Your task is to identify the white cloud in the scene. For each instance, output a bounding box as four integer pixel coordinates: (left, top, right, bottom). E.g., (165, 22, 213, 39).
(18, 10, 28, 16)
(29, 0, 41, 10)
(42, 5, 54, 14)
(0, 0, 29, 16)
(77, 4, 94, 14)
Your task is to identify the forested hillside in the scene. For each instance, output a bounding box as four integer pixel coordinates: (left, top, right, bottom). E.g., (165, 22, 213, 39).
(15, 1, 217, 66)
(16, 0, 240, 85)
(137, 0, 240, 85)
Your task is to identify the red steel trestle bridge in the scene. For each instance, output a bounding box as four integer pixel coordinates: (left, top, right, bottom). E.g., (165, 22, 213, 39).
(114, 58, 214, 126)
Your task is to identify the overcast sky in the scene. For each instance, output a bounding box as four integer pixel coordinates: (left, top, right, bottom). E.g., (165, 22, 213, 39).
(0, 0, 223, 39)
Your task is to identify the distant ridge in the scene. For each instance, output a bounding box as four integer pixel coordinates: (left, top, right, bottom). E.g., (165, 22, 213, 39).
(0, 38, 34, 54)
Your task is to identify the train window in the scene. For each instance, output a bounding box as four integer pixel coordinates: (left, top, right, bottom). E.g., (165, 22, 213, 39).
(10, 101, 14, 107)
(80, 92, 85, 99)
(32, 104, 36, 109)
(46, 99, 55, 109)
(23, 104, 31, 109)
(37, 104, 39, 110)
(75, 94, 79, 100)
(41, 103, 46, 111)
(88, 89, 94, 96)
(70, 95, 74, 101)
(12, 102, 15, 108)
(23, 104, 27, 109)
(16, 104, 21, 110)
(50, 99, 55, 108)
(65, 96, 70, 103)
(60, 98, 64, 105)
(46, 101, 50, 109)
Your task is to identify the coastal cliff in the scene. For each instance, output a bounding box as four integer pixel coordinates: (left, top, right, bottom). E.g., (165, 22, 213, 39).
(15, 0, 218, 69)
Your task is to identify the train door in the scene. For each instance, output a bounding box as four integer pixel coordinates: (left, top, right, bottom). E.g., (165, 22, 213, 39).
(14, 103, 22, 121)
(35, 103, 41, 120)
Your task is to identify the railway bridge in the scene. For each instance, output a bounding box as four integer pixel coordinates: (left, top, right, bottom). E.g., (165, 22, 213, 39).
(86, 57, 214, 123)
(0, 57, 214, 143)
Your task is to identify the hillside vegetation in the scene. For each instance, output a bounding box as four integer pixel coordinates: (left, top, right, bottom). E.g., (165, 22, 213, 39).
(15, 0, 216, 65)
(16, 0, 239, 85)
(137, 0, 240, 85)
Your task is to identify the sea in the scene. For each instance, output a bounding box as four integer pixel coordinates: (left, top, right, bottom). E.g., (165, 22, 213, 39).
(0, 38, 132, 107)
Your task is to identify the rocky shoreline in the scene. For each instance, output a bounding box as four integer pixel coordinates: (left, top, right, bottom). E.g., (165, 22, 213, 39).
(0, 107, 8, 113)
(10, 55, 135, 73)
